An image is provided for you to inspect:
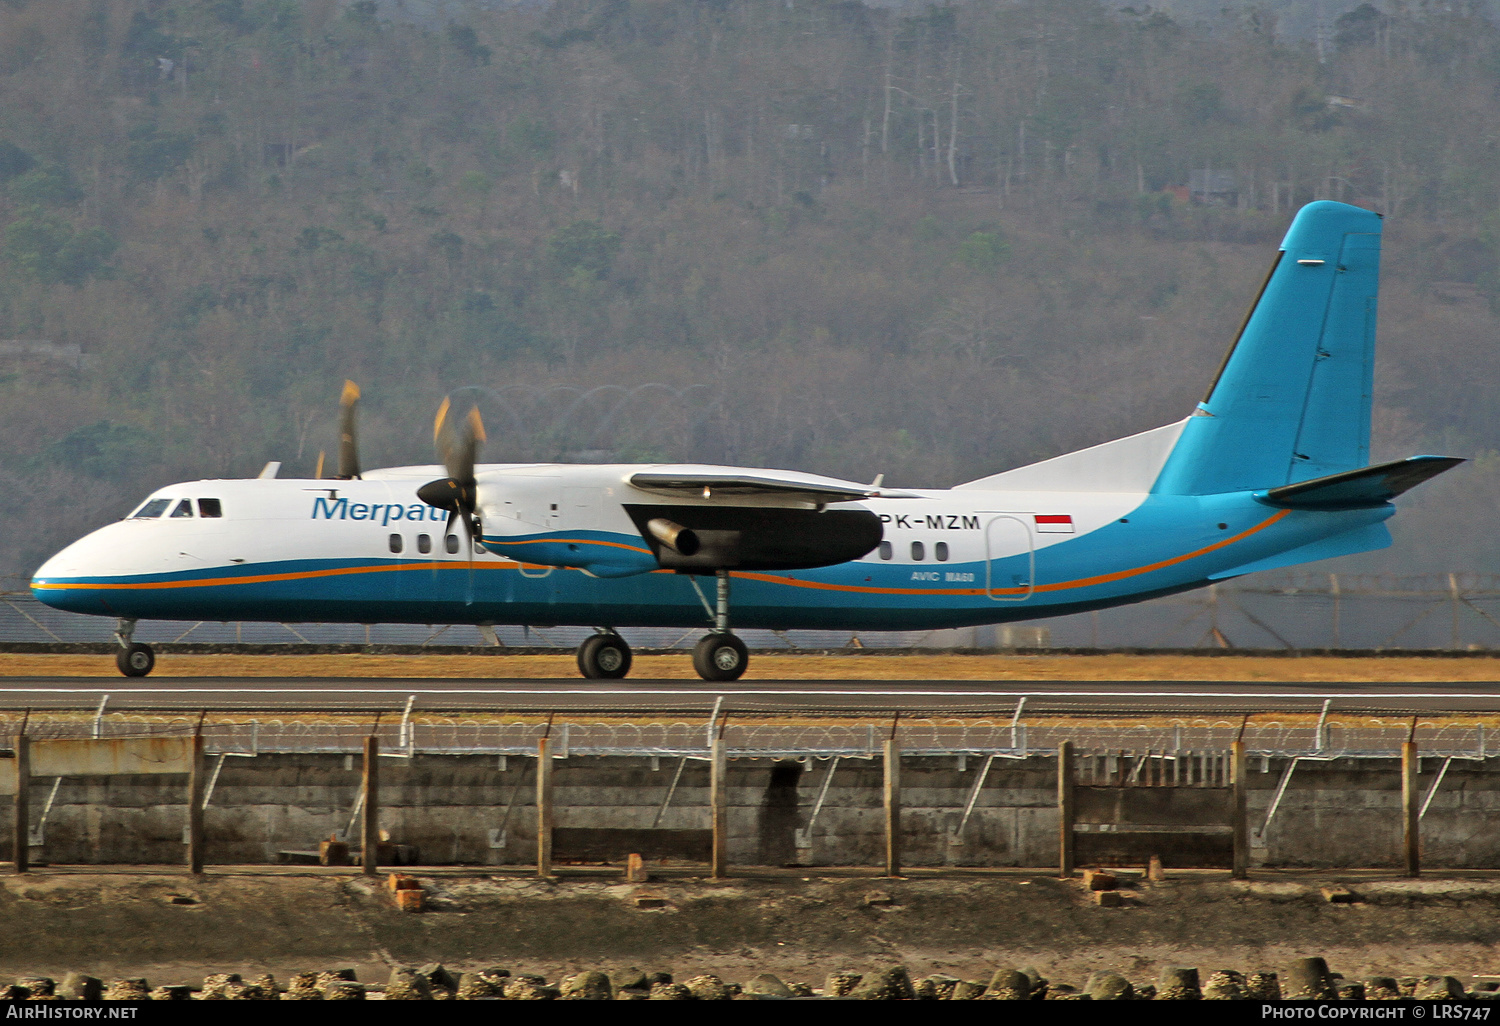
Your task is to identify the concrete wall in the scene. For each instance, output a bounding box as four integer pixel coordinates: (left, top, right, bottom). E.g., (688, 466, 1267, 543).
(0, 752, 1494, 869)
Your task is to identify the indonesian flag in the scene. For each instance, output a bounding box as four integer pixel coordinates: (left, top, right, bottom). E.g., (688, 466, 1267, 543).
(1035, 514, 1074, 534)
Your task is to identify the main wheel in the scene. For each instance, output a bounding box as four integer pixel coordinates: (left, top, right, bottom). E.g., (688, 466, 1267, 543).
(116, 643, 155, 677)
(577, 634, 632, 679)
(692, 632, 748, 682)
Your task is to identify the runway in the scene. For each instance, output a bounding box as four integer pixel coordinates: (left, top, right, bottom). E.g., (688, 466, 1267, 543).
(2, 677, 1500, 713)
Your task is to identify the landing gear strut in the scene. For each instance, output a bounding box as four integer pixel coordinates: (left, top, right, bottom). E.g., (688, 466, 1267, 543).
(113, 618, 154, 678)
(577, 630, 632, 679)
(692, 571, 748, 682)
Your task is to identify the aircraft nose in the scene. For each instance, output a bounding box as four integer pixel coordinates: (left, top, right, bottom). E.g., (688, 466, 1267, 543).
(31, 537, 109, 613)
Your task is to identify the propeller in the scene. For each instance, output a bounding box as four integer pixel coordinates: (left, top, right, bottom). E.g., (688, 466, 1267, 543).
(417, 396, 486, 560)
(336, 380, 361, 480)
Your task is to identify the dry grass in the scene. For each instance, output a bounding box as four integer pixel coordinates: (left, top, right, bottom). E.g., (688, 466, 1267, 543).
(0, 651, 1497, 681)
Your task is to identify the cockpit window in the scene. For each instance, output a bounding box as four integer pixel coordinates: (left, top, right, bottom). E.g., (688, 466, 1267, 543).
(198, 498, 222, 518)
(131, 498, 171, 519)
(170, 500, 194, 518)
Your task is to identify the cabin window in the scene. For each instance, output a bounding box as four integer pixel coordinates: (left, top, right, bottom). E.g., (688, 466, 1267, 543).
(169, 500, 194, 518)
(911, 541, 925, 561)
(389, 534, 403, 554)
(131, 498, 171, 519)
(878, 541, 892, 560)
(198, 499, 222, 518)
(417, 534, 432, 554)
(935, 542, 949, 562)
(445, 534, 460, 554)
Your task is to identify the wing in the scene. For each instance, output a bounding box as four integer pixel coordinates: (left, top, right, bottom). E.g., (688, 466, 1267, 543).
(629, 466, 900, 505)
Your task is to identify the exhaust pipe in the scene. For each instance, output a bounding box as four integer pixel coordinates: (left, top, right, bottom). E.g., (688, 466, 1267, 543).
(647, 517, 700, 557)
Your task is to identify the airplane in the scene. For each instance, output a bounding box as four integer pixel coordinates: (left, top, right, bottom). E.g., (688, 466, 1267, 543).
(30, 201, 1463, 680)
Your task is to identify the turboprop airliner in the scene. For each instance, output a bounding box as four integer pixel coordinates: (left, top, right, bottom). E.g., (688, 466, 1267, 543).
(31, 202, 1462, 680)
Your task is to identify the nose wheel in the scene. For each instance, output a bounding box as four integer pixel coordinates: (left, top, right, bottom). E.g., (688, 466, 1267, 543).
(113, 619, 154, 677)
(577, 632, 632, 679)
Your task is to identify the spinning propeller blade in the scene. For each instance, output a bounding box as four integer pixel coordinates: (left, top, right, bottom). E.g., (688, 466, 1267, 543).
(337, 380, 361, 480)
(418, 397, 486, 603)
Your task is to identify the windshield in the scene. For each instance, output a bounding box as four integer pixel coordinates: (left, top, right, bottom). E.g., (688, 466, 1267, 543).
(130, 498, 171, 519)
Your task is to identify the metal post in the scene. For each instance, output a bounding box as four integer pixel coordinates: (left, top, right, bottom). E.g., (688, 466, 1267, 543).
(1402, 741, 1420, 877)
(537, 737, 553, 878)
(883, 738, 901, 877)
(1232, 740, 1248, 880)
(187, 733, 205, 874)
(710, 738, 727, 878)
(12, 735, 28, 874)
(362, 735, 379, 876)
(1058, 741, 1074, 878)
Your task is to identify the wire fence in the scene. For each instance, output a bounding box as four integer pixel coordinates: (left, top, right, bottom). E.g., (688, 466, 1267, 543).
(1, 708, 1493, 760)
(5, 572, 1500, 651)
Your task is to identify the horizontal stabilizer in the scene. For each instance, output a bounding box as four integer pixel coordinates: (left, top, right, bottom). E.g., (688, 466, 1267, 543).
(1255, 455, 1463, 511)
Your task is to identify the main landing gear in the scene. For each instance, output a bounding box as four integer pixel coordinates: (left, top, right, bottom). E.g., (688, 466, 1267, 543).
(573, 571, 750, 682)
(577, 630, 633, 679)
(113, 618, 155, 677)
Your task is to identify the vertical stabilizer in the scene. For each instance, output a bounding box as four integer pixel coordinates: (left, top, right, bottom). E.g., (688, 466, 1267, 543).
(1153, 201, 1383, 495)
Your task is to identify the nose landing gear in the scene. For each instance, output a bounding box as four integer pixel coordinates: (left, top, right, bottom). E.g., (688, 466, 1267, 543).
(113, 619, 155, 677)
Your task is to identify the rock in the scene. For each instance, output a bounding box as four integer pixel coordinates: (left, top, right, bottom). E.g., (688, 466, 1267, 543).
(1136, 984, 1157, 1000)
(823, 971, 862, 997)
(685, 974, 731, 1001)
(418, 963, 459, 994)
(201, 972, 242, 999)
(0, 985, 29, 1001)
(1084, 971, 1134, 1001)
(288, 973, 318, 989)
(611, 968, 647, 992)
(456, 973, 504, 1000)
(1398, 978, 1419, 998)
(648, 983, 692, 1000)
(504, 976, 558, 1000)
(863, 890, 896, 907)
(149, 986, 192, 1001)
(849, 966, 915, 1000)
(1246, 973, 1281, 1000)
(1414, 976, 1465, 1000)
(561, 972, 613, 1000)
(950, 981, 986, 1001)
(916, 975, 959, 1000)
(615, 988, 650, 1000)
(1203, 970, 1247, 1000)
(789, 983, 815, 997)
(744, 974, 794, 999)
(1044, 984, 1084, 1000)
(626, 853, 648, 883)
(58, 974, 103, 1001)
(633, 895, 668, 909)
(282, 986, 324, 1001)
(17, 978, 54, 998)
(1321, 886, 1360, 904)
(102, 979, 150, 1001)
(1365, 977, 1402, 1000)
(323, 982, 365, 1000)
(1021, 967, 1049, 1000)
(1082, 869, 1118, 890)
(1157, 967, 1201, 1000)
(1094, 890, 1124, 907)
(223, 982, 268, 1000)
(985, 969, 1032, 1000)
(1337, 983, 1367, 1001)
(1284, 958, 1337, 1000)
(387, 967, 433, 1000)
(253, 974, 277, 996)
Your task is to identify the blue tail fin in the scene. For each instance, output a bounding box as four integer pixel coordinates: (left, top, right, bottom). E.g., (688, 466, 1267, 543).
(1154, 201, 1384, 496)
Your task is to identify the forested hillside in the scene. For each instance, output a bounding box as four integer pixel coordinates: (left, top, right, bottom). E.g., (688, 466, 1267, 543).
(0, 0, 1497, 578)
